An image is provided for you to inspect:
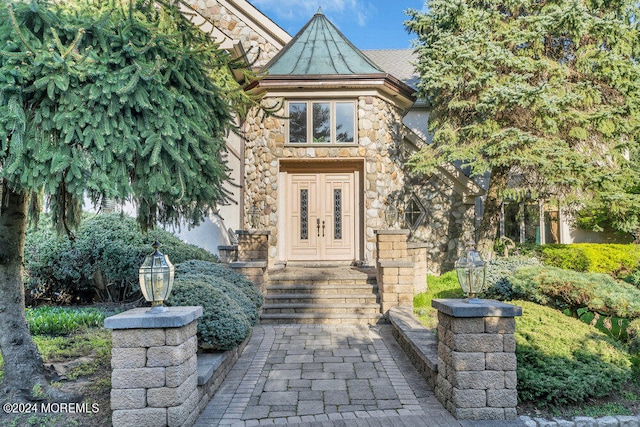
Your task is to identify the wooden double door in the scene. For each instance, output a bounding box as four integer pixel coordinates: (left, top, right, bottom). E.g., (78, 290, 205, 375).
(286, 172, 357, 261)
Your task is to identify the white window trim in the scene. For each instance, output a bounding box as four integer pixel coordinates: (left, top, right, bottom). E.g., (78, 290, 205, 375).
(285, 100, 357, 145)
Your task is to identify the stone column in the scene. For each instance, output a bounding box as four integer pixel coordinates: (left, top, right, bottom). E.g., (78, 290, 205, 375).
(231, 230, 269, 292)
(431, 299, 522, 420)
(104, 306, 202, 427)
(375, 230, 414, 313)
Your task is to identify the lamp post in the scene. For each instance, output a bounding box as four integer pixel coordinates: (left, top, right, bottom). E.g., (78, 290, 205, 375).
(455, 240, 486, 303)
(248, 203, 261, 229)
(139, 240, 175, 313)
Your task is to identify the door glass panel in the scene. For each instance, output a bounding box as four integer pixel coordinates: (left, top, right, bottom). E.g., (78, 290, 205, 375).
(300, 189, 309, 240)
(289, 102, 307, 143)
(335, 102, 354, 143)
(312, 102, 331, 143)
(334, 189, 342, 240)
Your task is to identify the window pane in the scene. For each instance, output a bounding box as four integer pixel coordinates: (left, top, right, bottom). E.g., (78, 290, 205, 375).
(312, 102, 331, 143)
(335, 102, 354, 143)
(289, 102, 307, 143)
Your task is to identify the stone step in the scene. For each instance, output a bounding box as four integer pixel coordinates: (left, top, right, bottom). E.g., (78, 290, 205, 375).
(264, 294, 378, 304)
(266, 284, 378, 295)
(262, 303, 381, 314)
(260, 312, 384, 325)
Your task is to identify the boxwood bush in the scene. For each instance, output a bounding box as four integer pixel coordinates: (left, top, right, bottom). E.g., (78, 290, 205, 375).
(168, 261, 262, 350)
(25, 213, 217, 304)
(515, 300, 633, 405)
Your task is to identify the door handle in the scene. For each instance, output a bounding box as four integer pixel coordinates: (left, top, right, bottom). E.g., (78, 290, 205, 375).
(322, 221, 325, 237)
(317, 218, 320, 237)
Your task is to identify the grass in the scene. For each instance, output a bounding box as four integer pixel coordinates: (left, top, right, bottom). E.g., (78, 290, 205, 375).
(0, 307, 112, 427)
(413, 271, 463, 329)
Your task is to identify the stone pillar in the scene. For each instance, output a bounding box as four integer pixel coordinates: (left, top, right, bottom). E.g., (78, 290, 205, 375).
(231, 230, 269, 292)
(375, 230, 414, 313)
(104, 306, 203, 427)
(431, 299, 522, 421)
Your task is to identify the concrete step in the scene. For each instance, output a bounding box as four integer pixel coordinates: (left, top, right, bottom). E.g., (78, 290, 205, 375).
(262, 303, 381, 314)
(260, 312, 385, 325)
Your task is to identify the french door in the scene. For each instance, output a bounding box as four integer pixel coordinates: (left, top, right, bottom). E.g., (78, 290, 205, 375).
(287, 172, 356, 261)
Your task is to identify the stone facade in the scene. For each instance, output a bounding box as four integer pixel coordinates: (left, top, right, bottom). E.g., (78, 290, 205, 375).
(403, 174, 476, 275)
(182, 0, 286, 67)
(243, 95, 408, 266)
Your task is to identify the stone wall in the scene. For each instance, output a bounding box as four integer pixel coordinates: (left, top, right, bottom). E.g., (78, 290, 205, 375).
(182, 0, 284, 67)
(243, 95, 407, 265)
(404, 174, 476, 275)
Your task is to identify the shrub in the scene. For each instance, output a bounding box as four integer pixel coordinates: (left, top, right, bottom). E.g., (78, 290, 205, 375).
(515, 300, 633, 405)
(538, 244, 640, 277)
(25, 306, 106, 336)
(507, 266, 640, 319)
(174, 260, 263, 311)
(483, 256, 541, 300)
(167, 276, 252, 350)
(538, 244, 590, 272)
(24, 213, 217, 303)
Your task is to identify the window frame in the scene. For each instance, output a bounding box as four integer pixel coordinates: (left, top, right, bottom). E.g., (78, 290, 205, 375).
(285, 100, 357, 145)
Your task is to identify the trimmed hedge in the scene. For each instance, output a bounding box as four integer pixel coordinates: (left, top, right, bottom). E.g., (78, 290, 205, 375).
(515, 300, 633, 405)
(24, 214, 217, 303)
(538, 244, 640, 277)
(167, 261, 262, 350)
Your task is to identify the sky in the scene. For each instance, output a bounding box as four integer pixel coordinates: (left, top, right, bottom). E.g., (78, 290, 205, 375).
(247, 0, 426, 50)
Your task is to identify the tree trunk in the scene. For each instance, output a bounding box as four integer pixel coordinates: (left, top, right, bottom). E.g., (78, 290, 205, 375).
(0, 182, 77, 402)
(477, 165, 510, 259)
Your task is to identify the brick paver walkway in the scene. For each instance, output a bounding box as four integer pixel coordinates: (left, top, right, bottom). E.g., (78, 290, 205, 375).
(194, 324, 465, 426)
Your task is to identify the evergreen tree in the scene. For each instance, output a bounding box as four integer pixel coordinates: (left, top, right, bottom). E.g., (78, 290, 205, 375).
(406, 0, 640, 255)
(0, 0, 260, 400)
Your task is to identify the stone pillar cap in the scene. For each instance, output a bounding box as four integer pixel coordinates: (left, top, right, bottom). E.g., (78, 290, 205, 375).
(104, 306, 203, 329)
(432, 299, 522, 318)
(374, 229, 410, 235)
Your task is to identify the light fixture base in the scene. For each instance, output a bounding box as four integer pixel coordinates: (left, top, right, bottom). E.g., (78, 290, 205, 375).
(147, 305, 168, 314)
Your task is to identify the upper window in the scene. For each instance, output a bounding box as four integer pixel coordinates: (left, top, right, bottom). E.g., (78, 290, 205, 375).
(287, 100, 356, 144)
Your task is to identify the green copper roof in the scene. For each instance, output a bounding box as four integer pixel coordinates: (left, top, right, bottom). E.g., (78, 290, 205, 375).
(265, 9, 384, 76)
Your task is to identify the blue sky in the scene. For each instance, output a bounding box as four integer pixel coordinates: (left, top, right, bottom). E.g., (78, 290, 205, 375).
(247, 0, 426, 50)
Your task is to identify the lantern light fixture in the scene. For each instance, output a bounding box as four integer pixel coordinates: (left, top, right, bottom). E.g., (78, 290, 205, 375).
(384, 204, 398, 228)
(455, 240, 486, 303)
(248, 203, 261, 229)
(139, 240, 175, 313)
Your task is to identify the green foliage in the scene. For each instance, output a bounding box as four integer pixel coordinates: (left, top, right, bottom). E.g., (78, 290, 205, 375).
(538, 245, 591, 272)
(0, 0, 262, 232)
(538, 244, 640, 277)
(414, 271, 463, 329)
(25, 306, 105, 336)
(483, 256, 542, 300)
(504, 266, 640, 319)
(24, 213, 217, 303)
(515, 301, 632, 405)
(405, 0, 640, 237)
(167, 261, 262, 350)
(174, 260, 263, 311)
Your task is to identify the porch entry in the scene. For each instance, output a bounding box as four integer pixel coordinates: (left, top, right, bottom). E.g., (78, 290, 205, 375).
(286, 171, 357, 261)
